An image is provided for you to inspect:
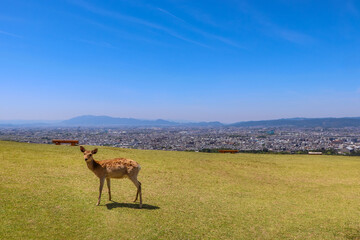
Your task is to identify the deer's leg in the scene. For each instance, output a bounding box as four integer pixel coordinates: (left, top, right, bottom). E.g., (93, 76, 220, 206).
(131, 178, 140, 202)
(134, 185, 139, 202)
(138, 181, 142, 208)
(130, 177, 142, 208)
(97, 177, 105, 206)
(106, 178, 111, 201)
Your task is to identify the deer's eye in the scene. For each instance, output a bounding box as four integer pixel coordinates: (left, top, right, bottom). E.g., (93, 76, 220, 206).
(89, 154, 92, 157)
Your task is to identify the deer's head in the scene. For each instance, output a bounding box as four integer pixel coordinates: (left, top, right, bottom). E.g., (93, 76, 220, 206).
(80, 146, 98, 162)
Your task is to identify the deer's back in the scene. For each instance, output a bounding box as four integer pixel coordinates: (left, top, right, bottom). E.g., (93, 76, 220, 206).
(98, 158, 140, 178)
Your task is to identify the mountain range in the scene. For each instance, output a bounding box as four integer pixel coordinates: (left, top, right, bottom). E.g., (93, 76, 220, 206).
(230, 117, 360, 128)
(61, 115, 223, 127)
(1, 115, 360, 128)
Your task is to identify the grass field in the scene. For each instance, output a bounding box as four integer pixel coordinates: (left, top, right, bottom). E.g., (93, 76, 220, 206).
(2, 141, 360, 239)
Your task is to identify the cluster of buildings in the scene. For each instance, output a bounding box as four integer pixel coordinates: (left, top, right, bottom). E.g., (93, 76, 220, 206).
(0, 127, 359, 154)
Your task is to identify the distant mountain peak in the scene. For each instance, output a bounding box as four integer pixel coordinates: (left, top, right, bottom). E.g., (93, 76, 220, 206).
(61, 115, 174, 126)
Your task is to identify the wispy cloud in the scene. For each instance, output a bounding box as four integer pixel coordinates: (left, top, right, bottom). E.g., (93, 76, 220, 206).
(76, 39, 116, 49)
(70, 15, 178, 48)
(237, 1, 315, 45)
(156, 8, 186, 23)
(154, 6, 244, 49)
(268, 24, 315, 45)
(180, 6, 220, 28)
(68, 0, 209, 48)
(0, 30, 22, 38)
(0, 14, 24, 23)
(188, 27, 246, 49)
(69, 0, 245, 50)
(69, 0, 162, 29)
(260, 19, 314, 45)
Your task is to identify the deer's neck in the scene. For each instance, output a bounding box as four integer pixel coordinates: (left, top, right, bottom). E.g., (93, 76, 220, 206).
(87, 158, 100, 172)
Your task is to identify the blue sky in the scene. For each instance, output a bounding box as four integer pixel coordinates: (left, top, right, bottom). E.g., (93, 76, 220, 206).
(0, 0, 359, 123)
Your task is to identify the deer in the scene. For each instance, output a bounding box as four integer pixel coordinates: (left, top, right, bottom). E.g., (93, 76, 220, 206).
(80, 146, 142, 208)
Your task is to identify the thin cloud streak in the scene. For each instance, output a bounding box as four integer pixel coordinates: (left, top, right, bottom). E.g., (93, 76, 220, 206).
(237, 1, 315, 45)
(259, 18, 314, 45)
(68, 0, 209, 48)
(75, 39, 116, 49)
(0, 14, 24, 23)
(153, 5, 244, 49)
(167, 31, 211, 49)
(69, 14, 170, 46)
(180, 6, 221, 28)
(71, 0, 244, 50)
(0, 30, 22, 38)
(269, 24, 315, 45)
(188, 26, 246, 49)
(157, 8, 186, 23)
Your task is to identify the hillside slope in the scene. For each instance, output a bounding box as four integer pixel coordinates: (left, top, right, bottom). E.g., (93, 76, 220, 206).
(1, 141, 360, 239)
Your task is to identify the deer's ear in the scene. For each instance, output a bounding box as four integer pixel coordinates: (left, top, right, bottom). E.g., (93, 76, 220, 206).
(80, 146, 86, 152)
(92, 148, 98, 154)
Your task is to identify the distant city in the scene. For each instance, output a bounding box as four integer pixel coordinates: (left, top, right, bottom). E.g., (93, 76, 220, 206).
(1, 126, 359, 155)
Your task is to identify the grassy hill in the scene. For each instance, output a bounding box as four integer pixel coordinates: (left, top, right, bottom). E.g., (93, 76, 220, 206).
(1, 141, 360, 239)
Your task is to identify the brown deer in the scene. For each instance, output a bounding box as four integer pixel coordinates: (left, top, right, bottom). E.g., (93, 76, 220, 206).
(80, 146, 142, 208)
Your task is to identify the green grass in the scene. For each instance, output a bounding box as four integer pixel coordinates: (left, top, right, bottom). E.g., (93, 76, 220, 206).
(2, 140, 360, 239)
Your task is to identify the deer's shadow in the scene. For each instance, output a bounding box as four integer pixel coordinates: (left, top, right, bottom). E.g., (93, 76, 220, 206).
(105, 201, 160, 210)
